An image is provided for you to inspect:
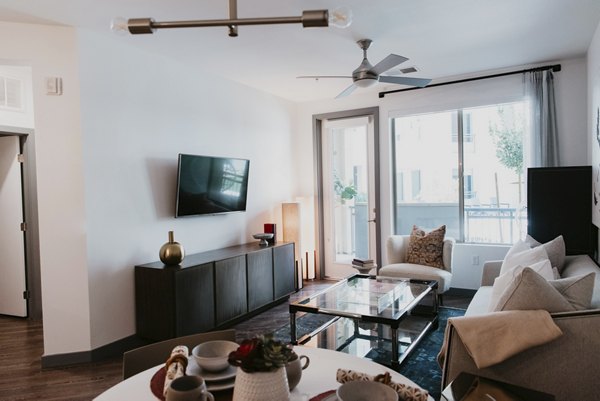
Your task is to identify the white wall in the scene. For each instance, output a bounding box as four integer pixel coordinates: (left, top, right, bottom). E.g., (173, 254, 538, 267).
(296, 58, 589, 289)
(0, 21, 91, 355)
(587, 19, 600, 255)
(2, 22, 297, 356)
(77, 31, 296, 349)
(557, 58, 588, 166)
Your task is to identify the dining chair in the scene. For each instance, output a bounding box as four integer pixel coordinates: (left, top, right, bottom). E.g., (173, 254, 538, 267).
(122, 329, 236, 379)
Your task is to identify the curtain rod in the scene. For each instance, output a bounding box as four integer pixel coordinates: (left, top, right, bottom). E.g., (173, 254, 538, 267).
(378, 63, 561, 98)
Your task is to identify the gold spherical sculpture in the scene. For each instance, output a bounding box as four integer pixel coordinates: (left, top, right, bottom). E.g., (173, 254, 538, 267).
(159, 231, 185, 265)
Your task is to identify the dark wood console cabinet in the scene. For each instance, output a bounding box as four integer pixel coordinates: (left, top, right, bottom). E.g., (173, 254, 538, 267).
(135, 242, 295, 341)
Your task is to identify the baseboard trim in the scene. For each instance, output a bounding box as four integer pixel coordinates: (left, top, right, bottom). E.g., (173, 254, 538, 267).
(41, 334, 146, 368)
(446, 287, 477, 297)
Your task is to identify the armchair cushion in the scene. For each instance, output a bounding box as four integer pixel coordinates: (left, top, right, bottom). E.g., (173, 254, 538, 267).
(379, 262, 453, 292)
(406, 225, 446, 268)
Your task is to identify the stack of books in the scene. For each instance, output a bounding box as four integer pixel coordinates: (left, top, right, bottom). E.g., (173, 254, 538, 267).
(351, 258, 376, 271)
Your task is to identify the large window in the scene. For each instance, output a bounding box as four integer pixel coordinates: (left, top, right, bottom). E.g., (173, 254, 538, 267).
(392, 102, 527, 244)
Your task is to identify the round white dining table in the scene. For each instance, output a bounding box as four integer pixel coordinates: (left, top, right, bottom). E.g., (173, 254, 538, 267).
(94, 345, 434, 401)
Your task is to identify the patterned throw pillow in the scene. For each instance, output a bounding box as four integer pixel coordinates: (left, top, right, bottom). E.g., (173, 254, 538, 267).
(406, 225, 446, 268)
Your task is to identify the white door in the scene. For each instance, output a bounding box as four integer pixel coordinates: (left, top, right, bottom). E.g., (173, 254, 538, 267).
(0, 135, 27, 317)
(322, 116, 377, 279)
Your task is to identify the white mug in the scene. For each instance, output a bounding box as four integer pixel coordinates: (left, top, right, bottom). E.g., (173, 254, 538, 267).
(286, 354, 310, 391)
(166, 375, 215, 401)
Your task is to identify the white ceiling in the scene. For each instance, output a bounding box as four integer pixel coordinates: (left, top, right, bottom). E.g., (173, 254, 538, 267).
(1, 0, 600, 102)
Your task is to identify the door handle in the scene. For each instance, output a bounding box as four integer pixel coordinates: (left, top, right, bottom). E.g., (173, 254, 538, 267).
(368, 219, 376, 223)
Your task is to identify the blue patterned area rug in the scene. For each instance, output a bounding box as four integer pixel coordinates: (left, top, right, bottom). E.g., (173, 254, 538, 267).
(396, 307, 465, 400)
(273, 307, 465, 401)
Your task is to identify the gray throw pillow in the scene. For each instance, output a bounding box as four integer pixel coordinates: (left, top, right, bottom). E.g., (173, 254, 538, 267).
(494, 267, 576, 312)
(526, 234, 566, 273)
(549, 273, 595, 310)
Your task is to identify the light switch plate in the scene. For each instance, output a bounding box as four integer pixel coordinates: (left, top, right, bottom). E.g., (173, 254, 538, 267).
(45, 77, 63, 95)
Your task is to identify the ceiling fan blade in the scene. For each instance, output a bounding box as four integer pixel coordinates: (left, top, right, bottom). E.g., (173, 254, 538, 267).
(378, 75, 432, 88)
(371, 54, 409, 76)
(335, 84, 358, 99)
(297, 75, 352, 79)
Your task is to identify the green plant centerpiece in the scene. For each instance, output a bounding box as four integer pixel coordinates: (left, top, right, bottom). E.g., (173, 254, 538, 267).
(228, 334, 293, 373)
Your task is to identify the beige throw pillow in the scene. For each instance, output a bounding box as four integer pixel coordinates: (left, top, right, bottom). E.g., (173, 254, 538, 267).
(488, 259, 554, 312)
(493, 267, 594, 312)
(406, 225, 446, 269)
(499, 242, 549, 276)
(526, 234, 566, 273)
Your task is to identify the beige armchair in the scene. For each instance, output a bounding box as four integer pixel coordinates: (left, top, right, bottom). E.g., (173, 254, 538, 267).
(378, 235, 455, 303)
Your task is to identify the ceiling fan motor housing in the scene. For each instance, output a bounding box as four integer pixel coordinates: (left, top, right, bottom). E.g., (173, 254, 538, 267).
(353, 58, 378, 87)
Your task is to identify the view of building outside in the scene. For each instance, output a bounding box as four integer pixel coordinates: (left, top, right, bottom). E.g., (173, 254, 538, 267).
(392, 101, 528, 244)
(330, 124, 370, 261)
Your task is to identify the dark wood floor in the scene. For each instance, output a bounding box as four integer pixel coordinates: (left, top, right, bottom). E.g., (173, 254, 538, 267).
(0, 279, 471, 400)
(0, 280, 334, 400)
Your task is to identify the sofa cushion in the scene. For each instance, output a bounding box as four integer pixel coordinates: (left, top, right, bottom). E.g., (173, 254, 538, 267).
(465, 286, 493, 316)
(526, 234, 566, 273)
(488, 259, 554, 311)
(406, 225, 446, 269)
(378, 262, 452, 292)
(492, 267, 594, 312)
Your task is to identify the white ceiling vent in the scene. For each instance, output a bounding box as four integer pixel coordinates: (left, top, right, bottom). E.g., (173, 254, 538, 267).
(399, 66, 418, 74)
(0, 77, 23, 110)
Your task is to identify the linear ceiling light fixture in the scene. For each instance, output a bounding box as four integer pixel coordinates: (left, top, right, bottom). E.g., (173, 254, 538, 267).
(111, 0, 352, 37)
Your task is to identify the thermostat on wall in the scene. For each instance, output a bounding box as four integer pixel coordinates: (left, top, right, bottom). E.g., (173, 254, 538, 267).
(45, 77, 63, 95)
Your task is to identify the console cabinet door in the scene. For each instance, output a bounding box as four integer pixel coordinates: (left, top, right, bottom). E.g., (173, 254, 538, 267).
(135, 267, 176, 340)
(215, 256, 247, 325)
(247, 248, 274, 310)
(273, 243, 295, 299)
(175, 263, 215, 336)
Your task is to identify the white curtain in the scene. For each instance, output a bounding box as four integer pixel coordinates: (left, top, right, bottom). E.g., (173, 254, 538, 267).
(526, 70, 559, 167)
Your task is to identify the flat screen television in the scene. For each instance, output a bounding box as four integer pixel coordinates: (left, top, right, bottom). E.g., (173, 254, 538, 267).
(175, 153, 250, 217)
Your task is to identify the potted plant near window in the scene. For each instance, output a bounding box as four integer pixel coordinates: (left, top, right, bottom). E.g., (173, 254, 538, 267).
(334, 173, 357, 205)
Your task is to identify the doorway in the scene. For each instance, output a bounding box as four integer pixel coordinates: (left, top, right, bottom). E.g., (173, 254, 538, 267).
(313, 108, 380, 279)
(0, 135, 27, 316)
(0, 128, 40, 320)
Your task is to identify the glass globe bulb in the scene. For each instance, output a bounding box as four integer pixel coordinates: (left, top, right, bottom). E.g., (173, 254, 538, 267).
(110, 17, 129, 35)
(329, 7, 352, 29)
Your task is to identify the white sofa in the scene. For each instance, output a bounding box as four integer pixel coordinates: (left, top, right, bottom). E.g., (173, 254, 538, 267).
(441, 254, 600, 401)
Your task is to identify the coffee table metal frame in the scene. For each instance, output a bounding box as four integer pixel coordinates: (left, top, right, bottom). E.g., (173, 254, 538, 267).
(289, 274, 438, 368)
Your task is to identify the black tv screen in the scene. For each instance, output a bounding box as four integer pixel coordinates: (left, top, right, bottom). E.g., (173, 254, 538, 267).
(175, 154, 250, 217)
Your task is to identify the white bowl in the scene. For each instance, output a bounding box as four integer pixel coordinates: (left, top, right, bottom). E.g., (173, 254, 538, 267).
(337, 381, 398, 401)
(192, 340, 239, 372)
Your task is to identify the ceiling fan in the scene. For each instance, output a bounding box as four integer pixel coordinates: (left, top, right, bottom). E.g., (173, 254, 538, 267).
(298, 39, 431, 98)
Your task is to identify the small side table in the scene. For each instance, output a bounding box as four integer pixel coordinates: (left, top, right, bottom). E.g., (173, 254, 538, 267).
(441, 372, 555, 401)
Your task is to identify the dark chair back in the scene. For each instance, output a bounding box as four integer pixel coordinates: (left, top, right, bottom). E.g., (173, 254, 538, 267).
(122, 329, 236, 379)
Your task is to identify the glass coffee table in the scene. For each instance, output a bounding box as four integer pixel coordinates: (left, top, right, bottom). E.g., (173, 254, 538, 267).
(289, 274, 438, 368)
